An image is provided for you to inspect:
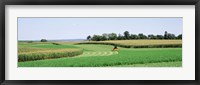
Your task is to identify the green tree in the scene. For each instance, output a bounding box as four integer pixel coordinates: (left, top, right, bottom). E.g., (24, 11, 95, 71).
(168, 33, 176, 39)
(156, 35, 164, 39)
(164, 31, 168, 39)
(130, 34, 138, 39)
(117, 34, 124, 40)
(102, 33, 109, 40)
(148, 34, 158, 39)
(138, 33, 147, 39)
(124, 31, 130, 39)
(177, 34, 182, 39)
(108, 33, 117, 40)
(91, 35, 103, 41)
(148, 34, 155, 39)
(87, 35, 91, 41)
(41, 39, 47, 42)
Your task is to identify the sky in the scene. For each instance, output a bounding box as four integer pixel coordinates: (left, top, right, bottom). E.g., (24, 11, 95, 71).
(18, 17, 182, 40)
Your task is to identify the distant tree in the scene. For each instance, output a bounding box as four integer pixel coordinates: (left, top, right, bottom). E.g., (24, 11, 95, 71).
(98, 36, 103, 41)
(117, 34, 124, 40)
(87, 35, 91, 41)
(164, 31, 168, 39)
(102, 33, 109, 40)
(143, 35, 148, 39)
(41, 39, 47, 42)
(138, 33, 147, 39)
(91, 35, 103, 41)
(156, 35, 164, 39)
(91, 35, 97, 41)
(101, 36, 107, 41)
(108, 33, 117, 40)
(164, 31, 177, 39)
(177, 34, 182, 39)
(130, 34, 138, 39)
(148, 34, 157, 39)
(124, 31, 130, 39)
(88, 31, 180, 41)
(138, 33, 142, 39)
(168, 33, 176, 39)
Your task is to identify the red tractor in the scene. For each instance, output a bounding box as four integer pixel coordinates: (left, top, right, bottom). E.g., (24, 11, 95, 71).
(112, 46, 119, 51)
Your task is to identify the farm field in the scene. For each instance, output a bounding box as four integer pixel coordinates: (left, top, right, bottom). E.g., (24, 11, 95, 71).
(80, 40, 182, 46)
(78, 40, 182, 48)
(18, 40, 182, 67)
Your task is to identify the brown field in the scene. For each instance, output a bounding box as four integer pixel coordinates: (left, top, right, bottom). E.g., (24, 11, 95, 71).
(82, 40, 182, 46)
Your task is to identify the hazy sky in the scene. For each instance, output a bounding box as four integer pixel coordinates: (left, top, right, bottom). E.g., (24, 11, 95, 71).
(18, 17, 182, 40)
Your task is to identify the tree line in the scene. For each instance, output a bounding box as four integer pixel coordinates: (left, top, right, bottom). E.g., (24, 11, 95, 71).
(87, 31, 182, 41)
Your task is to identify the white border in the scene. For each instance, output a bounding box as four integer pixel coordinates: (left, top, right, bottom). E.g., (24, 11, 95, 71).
(5, 5, 195, 80)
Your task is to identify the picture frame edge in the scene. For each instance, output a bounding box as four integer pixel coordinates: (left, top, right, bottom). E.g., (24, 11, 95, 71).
(0, 0, 200, 85)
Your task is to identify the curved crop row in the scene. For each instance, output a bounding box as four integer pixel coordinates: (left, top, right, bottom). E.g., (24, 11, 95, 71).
(18, 49, 83, 62)
(18, 48, 182, 67)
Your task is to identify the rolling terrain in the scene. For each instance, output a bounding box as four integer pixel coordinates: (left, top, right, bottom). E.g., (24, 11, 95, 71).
(18, 40, 182, 67)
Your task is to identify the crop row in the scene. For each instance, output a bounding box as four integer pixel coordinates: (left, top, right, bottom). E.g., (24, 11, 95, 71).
(18, 48, 182, 67)
(18, 49, 83, 62)
(76, 42, 182, 48)
(18, 47, 48, 53)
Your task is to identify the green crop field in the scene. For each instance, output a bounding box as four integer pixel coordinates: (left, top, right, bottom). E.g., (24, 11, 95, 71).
(18, 40, 182, 67)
